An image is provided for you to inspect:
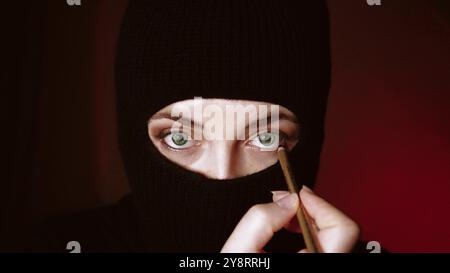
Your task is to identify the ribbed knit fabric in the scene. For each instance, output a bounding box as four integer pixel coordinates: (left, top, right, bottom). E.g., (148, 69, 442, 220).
(115, 0, 331, 252)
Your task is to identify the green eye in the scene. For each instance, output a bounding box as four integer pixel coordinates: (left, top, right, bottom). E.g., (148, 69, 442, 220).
(171, 133, 188, 146)
(250, 132, 280, 151)
(163, 132, 193, 149)
(258, 132, 276, 146)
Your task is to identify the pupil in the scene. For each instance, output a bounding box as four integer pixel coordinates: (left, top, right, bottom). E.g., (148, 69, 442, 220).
(259, 133, 273, 145)
(172, 133, 187, 146)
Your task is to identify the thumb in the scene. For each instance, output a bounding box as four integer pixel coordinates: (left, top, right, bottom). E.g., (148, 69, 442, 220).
(300, 186, 360, 253)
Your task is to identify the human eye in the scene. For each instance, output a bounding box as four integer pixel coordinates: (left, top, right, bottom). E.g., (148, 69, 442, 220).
(247, 132, 285, 151)
(162, 132, 195, 150)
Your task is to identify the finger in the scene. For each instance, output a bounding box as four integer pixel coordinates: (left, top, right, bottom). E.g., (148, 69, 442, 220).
(271, 191, 290, 200)
(300, 186, 360, 253)
(272, 191, 301, 233)
(221, 193, 299, 253)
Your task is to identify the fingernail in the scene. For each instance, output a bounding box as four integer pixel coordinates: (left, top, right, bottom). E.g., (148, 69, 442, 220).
(302, 185, 313, 193)
(271, 191, 290, 199)
(275, 193, 297, 209)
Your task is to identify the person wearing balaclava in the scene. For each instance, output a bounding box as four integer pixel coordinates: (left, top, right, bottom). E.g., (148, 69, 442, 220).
(114, 0, 361, 253)
(28, 0, 363, 253)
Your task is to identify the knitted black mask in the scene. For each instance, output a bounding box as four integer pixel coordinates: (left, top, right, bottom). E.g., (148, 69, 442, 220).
(115, 0, 331, 252)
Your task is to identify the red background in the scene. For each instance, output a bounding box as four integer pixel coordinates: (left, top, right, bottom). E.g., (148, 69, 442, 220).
(6, 0, 448, 252)
(319, 1, 450, 252)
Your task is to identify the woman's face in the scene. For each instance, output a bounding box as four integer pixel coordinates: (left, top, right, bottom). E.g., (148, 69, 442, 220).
(148, 99, 300, 179)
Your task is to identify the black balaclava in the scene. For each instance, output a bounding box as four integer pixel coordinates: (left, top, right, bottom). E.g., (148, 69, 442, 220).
(115, 0, 331, 252)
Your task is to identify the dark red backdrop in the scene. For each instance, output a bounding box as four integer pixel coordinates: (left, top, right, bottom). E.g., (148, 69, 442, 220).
(319, 1, 450, 252)
(4, 0, 448, 252)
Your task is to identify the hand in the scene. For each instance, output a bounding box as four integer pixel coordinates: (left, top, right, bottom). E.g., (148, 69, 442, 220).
(221, 186, 360, 253)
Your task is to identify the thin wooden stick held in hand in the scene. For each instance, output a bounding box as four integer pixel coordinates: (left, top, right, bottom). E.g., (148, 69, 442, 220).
(278, 147, 322, 253)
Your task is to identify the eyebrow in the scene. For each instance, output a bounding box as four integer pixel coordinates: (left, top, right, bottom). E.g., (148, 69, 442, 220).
(246, 112, 298, 129)
(150, 112, 203, 128)
(150, 111, 299, 127)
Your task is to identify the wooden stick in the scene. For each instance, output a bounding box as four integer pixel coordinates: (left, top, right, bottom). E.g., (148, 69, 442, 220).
(277, 147, 322, 253)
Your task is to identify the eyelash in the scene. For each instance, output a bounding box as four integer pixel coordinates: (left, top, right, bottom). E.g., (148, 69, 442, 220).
(247, 131, 288, 150)
(159, 130, 196, 151)
(159, 130, 288, 151)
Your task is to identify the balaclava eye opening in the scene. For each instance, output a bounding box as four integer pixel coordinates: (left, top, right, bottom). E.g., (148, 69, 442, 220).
(115, 0, 331, 252)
